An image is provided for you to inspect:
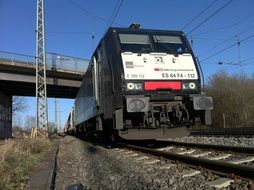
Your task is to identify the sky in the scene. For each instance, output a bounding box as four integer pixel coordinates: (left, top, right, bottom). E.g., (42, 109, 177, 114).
(0, 0, 253, 128)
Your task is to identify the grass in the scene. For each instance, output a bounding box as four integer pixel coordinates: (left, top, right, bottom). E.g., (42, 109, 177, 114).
(0, 137, 53, 190)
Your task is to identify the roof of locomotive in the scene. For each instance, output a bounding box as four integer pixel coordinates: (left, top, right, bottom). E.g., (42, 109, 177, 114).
(106, 26, 186, 36)
(90, 26, 188, 59)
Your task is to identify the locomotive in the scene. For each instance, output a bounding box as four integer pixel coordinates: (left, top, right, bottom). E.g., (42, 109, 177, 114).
(65, 24, 213, 140)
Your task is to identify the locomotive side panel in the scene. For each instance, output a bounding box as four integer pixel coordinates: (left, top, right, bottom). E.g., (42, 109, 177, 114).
(97, 41, 113, 120)
(103, 31, 125, 118)
(74, 64, 95, 127)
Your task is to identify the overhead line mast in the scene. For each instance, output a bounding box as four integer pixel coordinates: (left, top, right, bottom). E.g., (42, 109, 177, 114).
(35, 0, 48, 136)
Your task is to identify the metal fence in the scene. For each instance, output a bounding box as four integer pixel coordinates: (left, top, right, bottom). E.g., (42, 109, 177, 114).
(0, 50, 89, 73)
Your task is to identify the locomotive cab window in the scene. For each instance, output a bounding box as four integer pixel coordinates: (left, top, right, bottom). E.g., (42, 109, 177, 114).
(119, 33, 153, 53)
(153, 35, 189, 55)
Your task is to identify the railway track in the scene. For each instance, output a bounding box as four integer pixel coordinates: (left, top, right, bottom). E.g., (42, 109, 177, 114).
(154, 140, 254, 154)
(55, 135, 254, 189)
(190, 127, 254, 137)
(117, 141, 254, 182)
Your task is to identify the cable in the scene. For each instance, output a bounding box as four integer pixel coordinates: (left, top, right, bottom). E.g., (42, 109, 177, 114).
(106, 0, 122, 27)
(197, 25, 254, 57)
(218, 57, 254, 70)
(191, 37, 235, 41)
(104, 0, 125, 33)
(192, 12, 254, 37)
(69, 0, 123, 27)
(110, 0, 124, 27)
(186, 0, 234, 35)
(47, 31, 103, 36)
(226, 60, 254, 72)
(199, 34, 254, 63)
(191, 24, 235, 36)
(182, 0, 218, 30)
(70, 0, 107, 23)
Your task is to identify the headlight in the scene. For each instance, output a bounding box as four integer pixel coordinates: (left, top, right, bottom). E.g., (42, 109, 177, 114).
(182, 82, 198, 90)
(189, 82, 196, 89)
(126, 82, 143, 90)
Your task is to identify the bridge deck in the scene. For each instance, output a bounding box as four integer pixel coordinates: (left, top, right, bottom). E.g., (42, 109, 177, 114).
(0, 52, 88, 98)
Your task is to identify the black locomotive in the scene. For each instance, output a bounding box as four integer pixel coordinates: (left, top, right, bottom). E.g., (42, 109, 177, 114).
(65, 25, 213, 140)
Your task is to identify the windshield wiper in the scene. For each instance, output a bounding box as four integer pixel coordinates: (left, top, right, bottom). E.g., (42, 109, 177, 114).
(137, 35, 153, 56)
(137, 44, 151, 56)
(162, 44, 178, 57)
(154, 39, 178, 57)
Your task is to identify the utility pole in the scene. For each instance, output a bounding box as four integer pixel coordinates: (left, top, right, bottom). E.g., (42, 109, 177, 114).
(35, 0, 48, 137)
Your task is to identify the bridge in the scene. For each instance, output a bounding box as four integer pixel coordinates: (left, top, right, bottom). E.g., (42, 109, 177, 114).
(0, 51, 89, 98)
(0, 50, 89, 139)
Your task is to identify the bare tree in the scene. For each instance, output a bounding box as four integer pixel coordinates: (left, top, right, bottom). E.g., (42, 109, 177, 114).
(24, 115, 36, 130)
(12, 96, 28, 115)
(206, 70, 254, 128)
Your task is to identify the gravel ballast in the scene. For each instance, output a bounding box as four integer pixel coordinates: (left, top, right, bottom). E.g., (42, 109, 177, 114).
(55, 136, 251, 190)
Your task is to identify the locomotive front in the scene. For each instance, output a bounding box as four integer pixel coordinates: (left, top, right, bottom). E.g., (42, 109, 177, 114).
(116, 29, 213, 139)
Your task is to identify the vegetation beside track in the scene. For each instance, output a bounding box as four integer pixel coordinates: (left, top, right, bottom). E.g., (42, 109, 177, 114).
(206, 71, 254, 128)
(0, 137, 53, 190)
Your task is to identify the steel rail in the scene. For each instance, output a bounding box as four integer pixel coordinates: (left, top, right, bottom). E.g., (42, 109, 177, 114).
(190, 127, 254, 136)
(118, 143, 254, 180)
(155, 140, 254, 154)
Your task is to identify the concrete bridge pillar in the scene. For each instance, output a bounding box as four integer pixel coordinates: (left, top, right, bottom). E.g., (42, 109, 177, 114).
(0, 91, 12, 139)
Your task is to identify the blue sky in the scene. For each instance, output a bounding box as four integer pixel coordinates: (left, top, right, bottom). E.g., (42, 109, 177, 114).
(0, 0, 253, 128)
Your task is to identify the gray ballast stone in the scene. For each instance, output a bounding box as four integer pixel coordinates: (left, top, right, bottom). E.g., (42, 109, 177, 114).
(206, 178, 234, 188)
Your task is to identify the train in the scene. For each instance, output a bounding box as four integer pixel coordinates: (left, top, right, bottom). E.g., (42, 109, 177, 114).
(64, 24, 213, 140)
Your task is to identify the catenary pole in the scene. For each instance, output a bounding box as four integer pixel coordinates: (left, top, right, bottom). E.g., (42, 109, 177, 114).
(35, 0, 48, 137)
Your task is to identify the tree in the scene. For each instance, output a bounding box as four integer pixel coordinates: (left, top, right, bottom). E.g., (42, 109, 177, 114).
(48, 121, 58, 134)
(24, 115, 36, 130)
(12, 96, 28, 115)
(206, 70, 254, 128)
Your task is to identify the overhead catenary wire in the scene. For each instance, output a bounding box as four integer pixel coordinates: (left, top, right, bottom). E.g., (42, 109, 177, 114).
(191, 24, 235, 37)
(181, 0, 219, 30)
(110, 0, 124, 26)
(69, 0, 124, 27)
(47, 31, 103, 37)
(70, 0, 109, 23)
(104, 0, 125, 34)
(197, 25, 254, 57)
(226, 60, 254, 73)
(199, 34, 254, 63)
(186, 0, 234, 35)
(192, 12, 254, 37)
(105, 0, 122, 28)
(223, 57, 254, 71)
(191, 37, 235, 41)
